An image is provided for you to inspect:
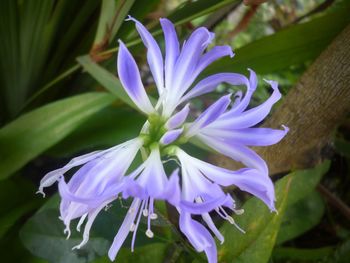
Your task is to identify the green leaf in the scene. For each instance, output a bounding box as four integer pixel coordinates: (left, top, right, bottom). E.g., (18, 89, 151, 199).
(218, 162, 330, 263)
(166, 0, 240, 26)
(202, 5, 350, 76)
(326, 239, 350, 263)
(94, 0, 135, 46)
(77, 56, 140, 109)
(286, 161, 330, 206)
(48, 107, 144, 157)
(218, 173, 292, 263)
(0, 92, 115, 179)
(20, 195, 173, 263)
(276, 191, 325, 245)
(20, 208, 110, 263)
(92, 243, 168, 263)
(102, 0, 240, 55)
(272, 247, 334, 262)
(334, 137, 350, 158)
(0, 177, 43, 238)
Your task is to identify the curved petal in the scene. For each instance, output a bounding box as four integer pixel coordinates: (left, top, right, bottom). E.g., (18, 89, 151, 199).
(108, 198, 141, 261)
(172, 28, 214, 95)
(228, 69, 257, 114)
(179, 213, 217, 263)
(160, 128, 183, 145)
(37, 140, 136, 195)
(202, 125, 289, 146)
(202, 213, 224, 244)
(211, 80, 281, 129)
(195, 134, 268, 173)
(193, 45, 234, 77)
(127, 16, 164, 94)
(192, 159, 274, 210)
(181, 194, 230, 214)
(58, 177, 124, 206)
(134, 148, 168, 198)
(165, 103, 190, 129)
(180, 73, 249, 103)
(117, 40, 154, 114)
(186, 94, 231, 137)
(160, 18, 180, 89)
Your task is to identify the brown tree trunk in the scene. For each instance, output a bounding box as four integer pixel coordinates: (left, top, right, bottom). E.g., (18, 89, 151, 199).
(211, 24, 350, 175)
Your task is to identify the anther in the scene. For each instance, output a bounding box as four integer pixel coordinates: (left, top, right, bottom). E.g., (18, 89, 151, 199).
(145, 229, 154, 238)
(234, 208, 244, 215)
(143, 209, 149, 217)
(150, 213, 158, 220)
(130, 223, 136, 232)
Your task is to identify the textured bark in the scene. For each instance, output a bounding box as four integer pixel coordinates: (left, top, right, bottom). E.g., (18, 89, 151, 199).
(211, 24, 350, 175)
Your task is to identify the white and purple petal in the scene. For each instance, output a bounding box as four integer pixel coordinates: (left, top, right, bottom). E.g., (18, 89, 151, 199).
(117, 40, 155, 114)
(210, 80, 281, 129)
(186, 94, 231, 138)
(180, 73, 249, 103)
(165, 103, 190, 129)
(126, 16, 164, 94)
(160, 128, 183, 145)
(160, 18, 180, 90)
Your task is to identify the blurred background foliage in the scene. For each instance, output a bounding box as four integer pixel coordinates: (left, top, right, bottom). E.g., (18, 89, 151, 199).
(0, 0, 349, 262)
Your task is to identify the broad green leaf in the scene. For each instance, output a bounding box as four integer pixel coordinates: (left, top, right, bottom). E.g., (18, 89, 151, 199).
(218, 162, 330, 263)
(92, 243, 168, 263)
(167, 0, 240, 26)
(48, 107, 144, 157)
(0, 0, 54, 117)
(77, 56, 137, 108)
(286, 161, 330, 206)
(20, 208, 110, 263)
(94, 0, 135, 45)
(0, 177, 43, 238)
(326, 239, 350, 263)
(334, 138, 350, 158)
(202, 5, 350, 76)
(218, 173, 292, 263)
(0, 92, 115, 179)
(272, 247, 334, 262)
(20, 195, 173, 263)
(276, 191, 325, 245)
(102, 0, 240, 54)
(77, 55, 157, 112)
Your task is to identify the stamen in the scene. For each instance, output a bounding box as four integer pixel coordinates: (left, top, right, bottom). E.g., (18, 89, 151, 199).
(130, 223, 136, 232)
(150, 213, 158, 220)
(131, 200, 146, 252)
(146, 229, 154, 238)
(234, 208, 244, 215)
(146, 198, 155, 236)
(104, 204, 112, 211)
(227, 216, 246, 234)
(143, 197, 149, 216)
(118, 196, 127, 208)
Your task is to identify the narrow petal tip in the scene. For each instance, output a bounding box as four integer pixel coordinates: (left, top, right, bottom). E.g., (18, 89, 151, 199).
(282, 124, 289, 133)
(36, 190, 45, 198)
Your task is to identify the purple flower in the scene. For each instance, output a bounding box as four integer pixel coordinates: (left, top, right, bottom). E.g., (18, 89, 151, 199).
(38, 17, 288, 263)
